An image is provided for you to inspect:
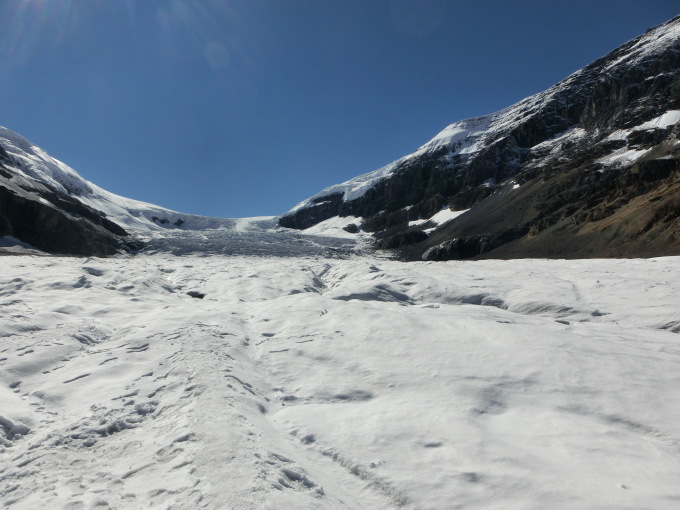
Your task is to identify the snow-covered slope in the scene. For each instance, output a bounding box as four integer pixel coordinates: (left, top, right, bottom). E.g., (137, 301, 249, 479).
(1, 227, 679, 508)
(0, 126, 231, 232)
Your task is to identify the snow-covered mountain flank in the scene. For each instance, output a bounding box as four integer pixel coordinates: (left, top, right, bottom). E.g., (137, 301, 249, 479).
(0, 128, 235, 255)
(280, 16, 680, 260)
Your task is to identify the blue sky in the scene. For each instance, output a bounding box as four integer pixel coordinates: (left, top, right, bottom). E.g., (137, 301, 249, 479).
(1, 1, 678, 218)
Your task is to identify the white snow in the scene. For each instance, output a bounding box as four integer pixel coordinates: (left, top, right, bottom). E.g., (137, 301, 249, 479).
(638, 109, 680, 130)
(418, 115, 493, 155)
(596, 109, 680, 168)
(603, 128, 630, 142)
(606, 110, 680, 143)
(285, 160, 401, 214)
(299, 215, 369, 239)
(603, 19, 680, 71)
(598, 148, 651, 167)
(601, 110, 680, 164)
(2, 225, 679, 509)
(530, 127, 588, 154)
(408, 208, 468, 229)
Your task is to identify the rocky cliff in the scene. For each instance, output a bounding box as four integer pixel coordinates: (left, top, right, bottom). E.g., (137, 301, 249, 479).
(280, 16, 680, 260)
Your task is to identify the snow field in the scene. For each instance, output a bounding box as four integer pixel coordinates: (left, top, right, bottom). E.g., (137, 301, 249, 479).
(1, 248, 679, 509)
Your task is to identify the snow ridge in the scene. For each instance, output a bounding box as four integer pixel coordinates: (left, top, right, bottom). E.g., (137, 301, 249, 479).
(0, 127, 232, 232)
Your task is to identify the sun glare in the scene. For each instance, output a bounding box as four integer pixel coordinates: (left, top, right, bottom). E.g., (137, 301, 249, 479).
(2, 0, 247, 73)
(1, 0, 79, 63)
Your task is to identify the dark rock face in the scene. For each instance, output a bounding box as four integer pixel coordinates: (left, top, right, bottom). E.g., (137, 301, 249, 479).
(279, 193, 345, 230)
(0, 145, 10, 165)
(418, 130, 680, 260)
(280, 16, 680, 260)
(0, 160, 138, 257)
(376, 229, 429, 250)
(422, 227, 530, 261)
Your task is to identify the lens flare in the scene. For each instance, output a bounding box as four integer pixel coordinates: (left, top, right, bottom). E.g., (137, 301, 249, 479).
(1, 0, 258, 80)
(1, 0, 79, 63)
(153, 0, 244, 72)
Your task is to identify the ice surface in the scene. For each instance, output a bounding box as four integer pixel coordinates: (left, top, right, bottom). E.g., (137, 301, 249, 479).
(1, 224, 679, 509)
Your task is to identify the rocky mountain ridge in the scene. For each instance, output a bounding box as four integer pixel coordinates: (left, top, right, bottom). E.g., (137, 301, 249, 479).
(280, 15, 680, 260)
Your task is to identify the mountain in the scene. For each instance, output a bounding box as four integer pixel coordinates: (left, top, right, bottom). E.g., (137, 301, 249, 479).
(279, 16, 680, 260)
(0, 128, 232, 256)
(4, 16, 679, 259)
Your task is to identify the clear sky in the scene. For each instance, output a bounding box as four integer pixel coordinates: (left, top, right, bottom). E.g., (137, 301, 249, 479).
(1, 1, 678, 218)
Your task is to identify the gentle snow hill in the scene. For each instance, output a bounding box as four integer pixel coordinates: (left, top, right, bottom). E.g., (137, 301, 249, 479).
(1, 227, 679, 508)
(279, 15, 680, 261)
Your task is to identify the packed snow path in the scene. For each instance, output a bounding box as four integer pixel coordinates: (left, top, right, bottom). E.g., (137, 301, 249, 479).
(1, 230, 679, 508)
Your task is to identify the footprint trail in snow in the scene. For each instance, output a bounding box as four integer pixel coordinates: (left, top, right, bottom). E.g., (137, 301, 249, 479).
(1, 227, 680, 508)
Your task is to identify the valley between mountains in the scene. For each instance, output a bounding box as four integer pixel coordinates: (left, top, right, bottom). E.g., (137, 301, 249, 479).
(1, 223, 679, 509)
(1, 13, 680, 510)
